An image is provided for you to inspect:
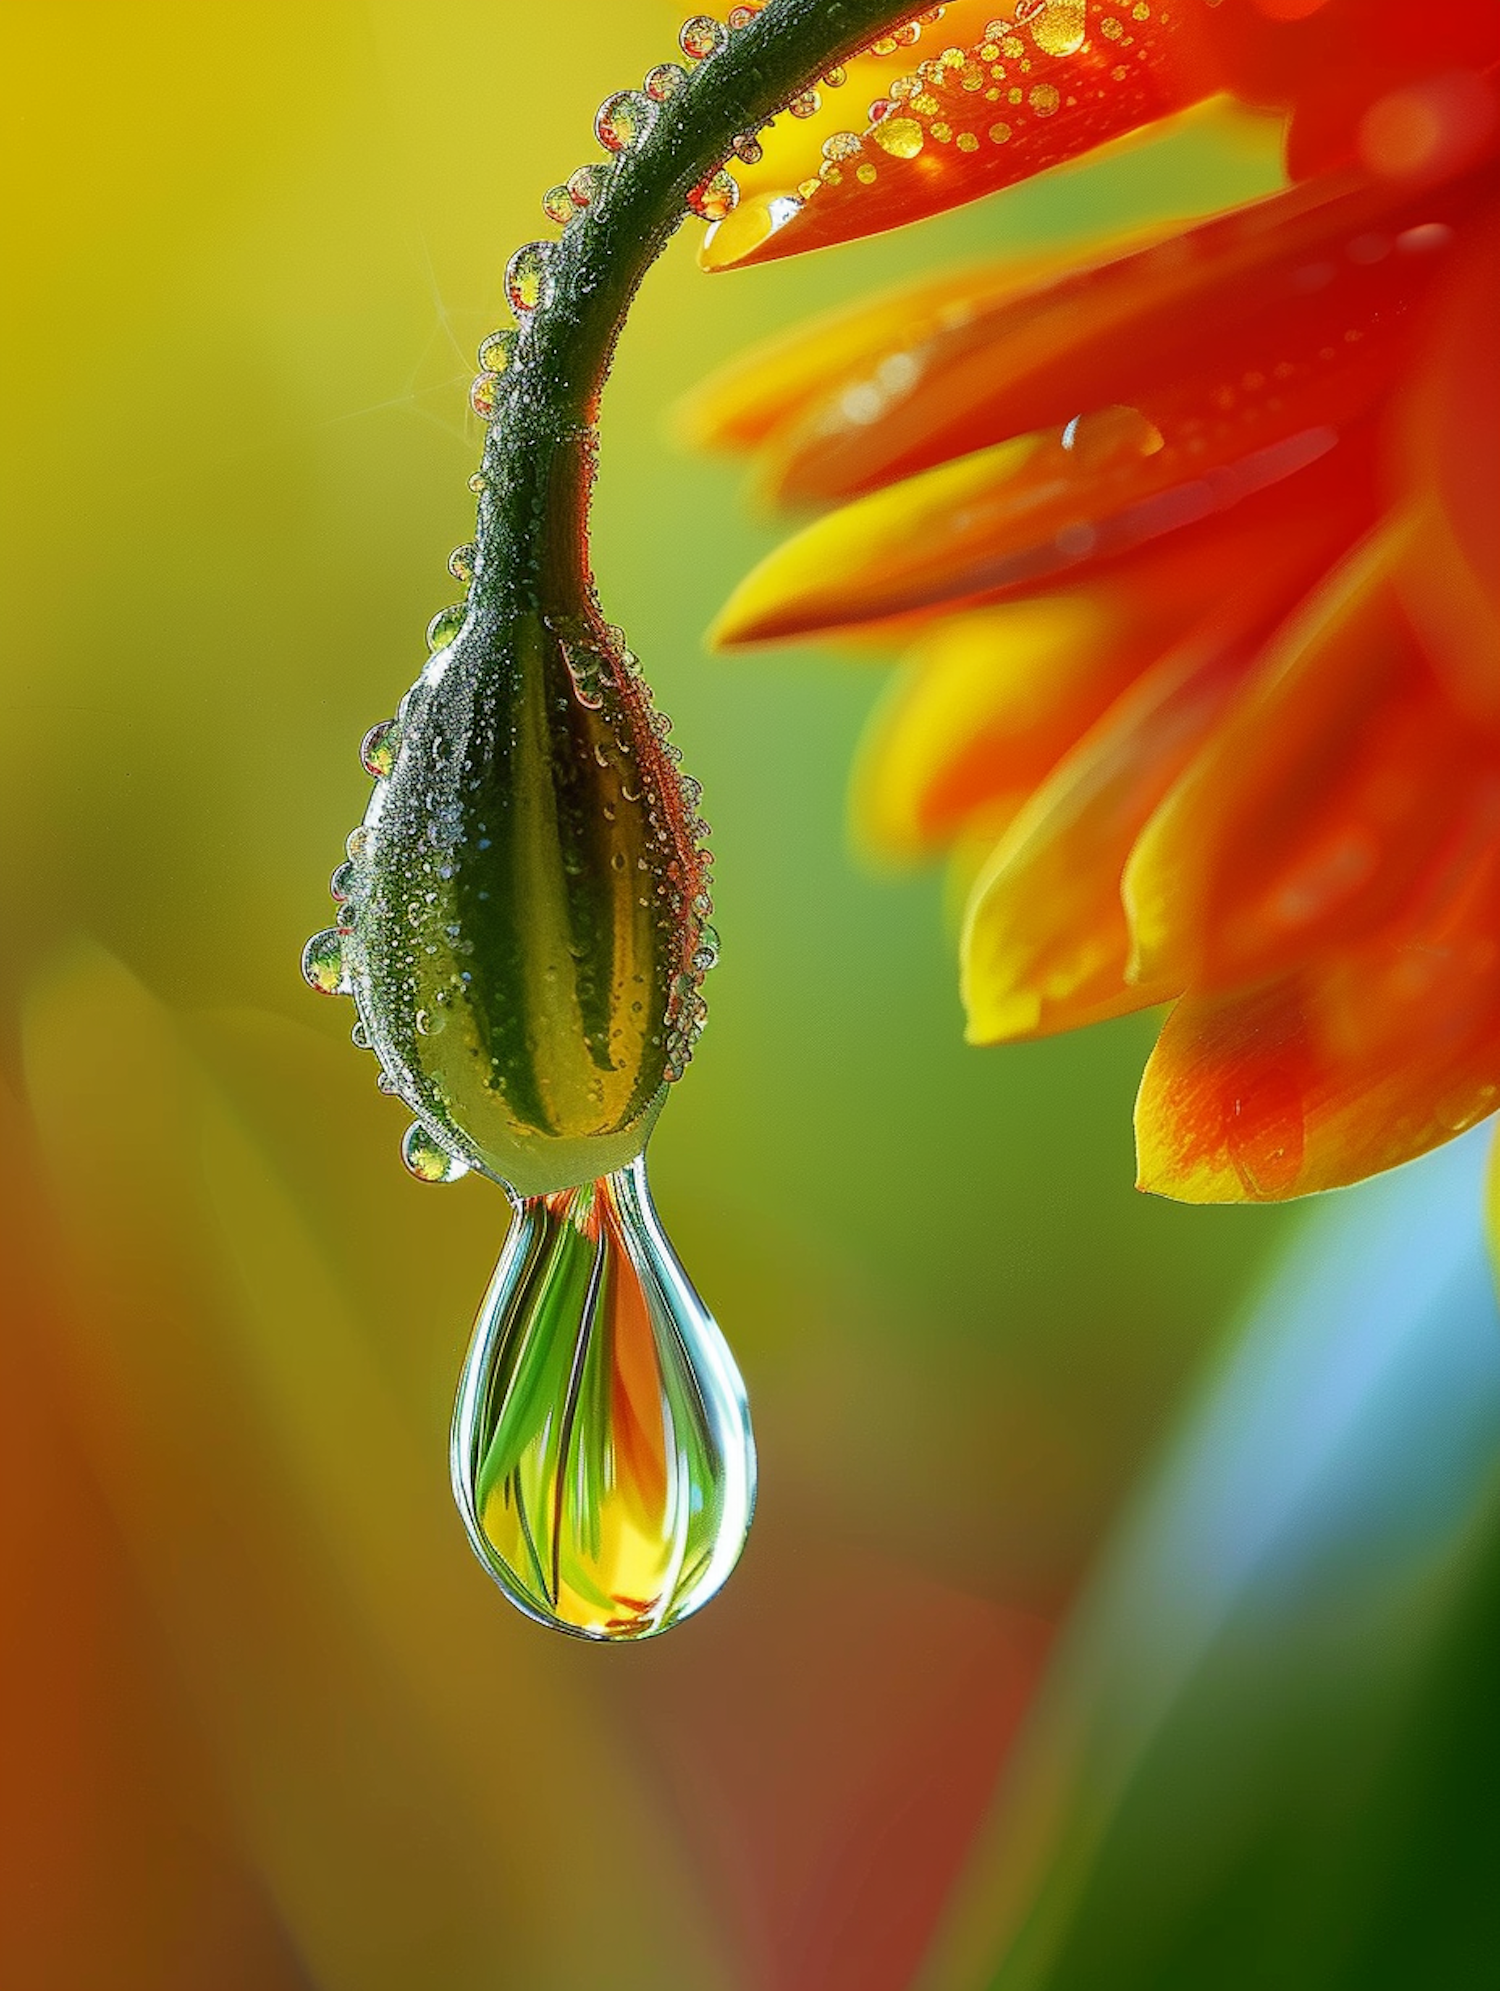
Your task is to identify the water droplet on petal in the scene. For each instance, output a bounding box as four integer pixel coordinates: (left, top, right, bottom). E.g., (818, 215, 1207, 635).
(505, 241, 553, 313)
(451, 1157, 755, 1639)
(402, 1121, 470, 1183)
(645, 61, 687, 101)
(688, 169, 739, 221)
(361, 718, 400, 778)
(541, 184, 575, 225)
(1026, 0, 1086, 57)
(427, 603, 466, 652)
(302, 927, 349, 996)
(596, 89, 655, 154)
(680, 15, 728, 62)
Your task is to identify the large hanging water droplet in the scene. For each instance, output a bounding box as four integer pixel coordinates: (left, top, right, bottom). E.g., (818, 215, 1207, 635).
(451, 1156, 755, 1640)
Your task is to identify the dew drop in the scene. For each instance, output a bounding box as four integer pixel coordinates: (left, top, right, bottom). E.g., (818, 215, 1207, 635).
(1027, 0, 1086, 57)
(470, 372, 503, 421)
(567, 162, 610, 209)
(693, 923, 721, 973)
(505, 241, 553, 313)
(427, 603, 466, 652)
(301, 927, 349, 996)
(329, 859, 356, 902)
(789, 88, 822, 118)
(688, 168, 739, 221)
(361, 718, 400, 778)
(680, 15, 728, 61)
(732, 131, 763, 163)
(872, 115, 924, 157)
(541, 184, 575, 225)
(645, 61, 687, 101)
(596, 89, 655, 154)
(451, 1157, 755, 1639)
(402, 1121, 470, 1184)
(448, 543, 477, 584)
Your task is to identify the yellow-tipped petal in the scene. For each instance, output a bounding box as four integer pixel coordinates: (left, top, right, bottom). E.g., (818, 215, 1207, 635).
(711, 411, 1161, 646)
(961, 608, 1263, 1044)
(852, 594, 1131, 864)
(1123, 514, 1480, 997)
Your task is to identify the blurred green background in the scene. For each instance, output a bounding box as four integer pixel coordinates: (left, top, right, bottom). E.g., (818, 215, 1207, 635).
(6, 6, 1492, 1989)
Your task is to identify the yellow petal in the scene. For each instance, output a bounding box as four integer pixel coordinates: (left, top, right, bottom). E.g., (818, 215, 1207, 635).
(961, 606, 1265, 1043)
(852, 593, 1133, 863)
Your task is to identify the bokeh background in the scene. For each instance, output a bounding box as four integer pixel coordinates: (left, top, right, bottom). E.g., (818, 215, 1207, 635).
(2, 5, 1496, 1988)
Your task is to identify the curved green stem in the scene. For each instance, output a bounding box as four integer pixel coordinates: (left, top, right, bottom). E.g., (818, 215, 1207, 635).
(475, 0, 921, 623)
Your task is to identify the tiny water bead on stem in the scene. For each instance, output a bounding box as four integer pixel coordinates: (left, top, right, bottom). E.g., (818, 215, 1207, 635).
(303, 0, 930, 1641)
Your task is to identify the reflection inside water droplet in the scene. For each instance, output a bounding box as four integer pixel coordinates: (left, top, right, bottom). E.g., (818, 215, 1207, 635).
(451, 1155, 755, 1640)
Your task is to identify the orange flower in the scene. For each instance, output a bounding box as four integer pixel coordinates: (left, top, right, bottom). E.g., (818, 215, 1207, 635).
(692, 0, 1500, 1204)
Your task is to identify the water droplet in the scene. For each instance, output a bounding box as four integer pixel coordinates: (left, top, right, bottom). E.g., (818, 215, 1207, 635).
(505, 241, 553, 314)
(732, 131, 763, 163)
(346, 825, 371, 862)
(427, 603, 466, 652)
(470, 372, 502, 421)
(448, 543, 477, 584)
(1029, 81, 1061, 117)
(693, 923, 721, 973)
(541, 184, 574, 225)
(789, 88, 822, 118)
(402, 1121, 470, 1183)
(595, 89, 655, 154)
(451, 1157, 755, 1639)
(351, 1018, 370, 1049)
(361, 718, 400, 778)
(680, 15, 728, 61)
(727, 3, 759, 26)
(645, 61, 687, 101)
(567, 162, 610, 209)
(478, 327, 519, 375)
(872, 115, 924, 157)
(302, 927, 349, 996)
(688, 169, 739, 221)
(468, 471, 490, 495)
(329, 859, 356, 902)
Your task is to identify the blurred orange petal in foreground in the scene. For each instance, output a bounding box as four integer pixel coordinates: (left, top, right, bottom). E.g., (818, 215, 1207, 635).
(696, 0, 1500, 1206)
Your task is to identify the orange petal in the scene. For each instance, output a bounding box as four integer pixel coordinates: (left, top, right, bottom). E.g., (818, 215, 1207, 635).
(1393, 198, 1500, 724)
(703, 0, 1222, 270)
(849, 485, 1360, 857)
(1136, 781, 1500, 1201)
(759, 164, 1474, 506)
(1125, 516, 1491, 996)
(677, 228, 1169, 459)
(961, 597, 1278, 1043)
(711, 343, 1386, 645)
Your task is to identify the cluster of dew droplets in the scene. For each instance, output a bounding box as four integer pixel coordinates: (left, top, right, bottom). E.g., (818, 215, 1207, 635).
(815, 1, 1144, 198)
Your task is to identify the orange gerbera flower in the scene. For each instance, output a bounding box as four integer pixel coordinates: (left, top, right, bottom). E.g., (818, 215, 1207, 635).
(690, 0, 1500, 1204)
